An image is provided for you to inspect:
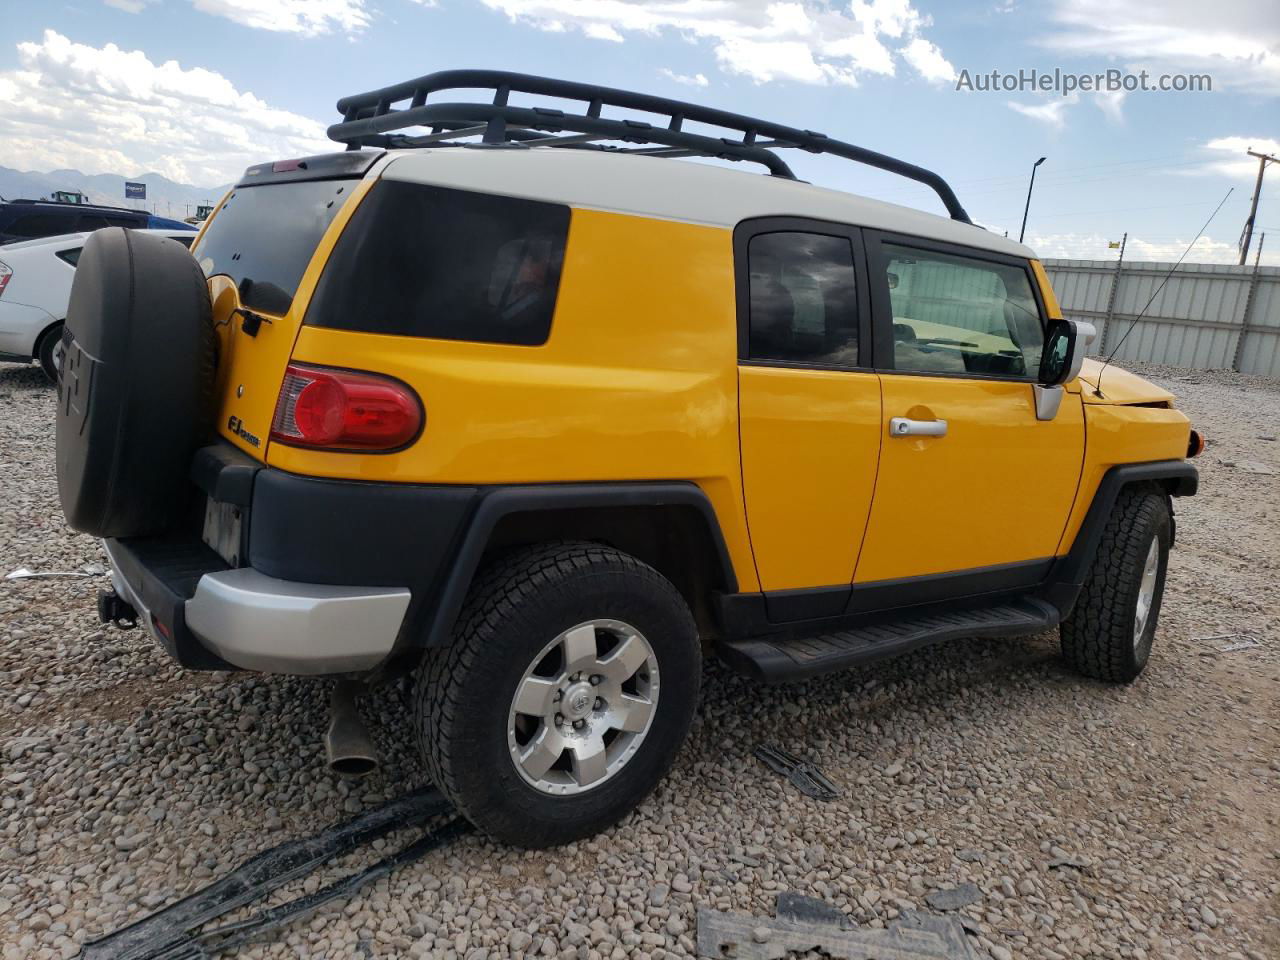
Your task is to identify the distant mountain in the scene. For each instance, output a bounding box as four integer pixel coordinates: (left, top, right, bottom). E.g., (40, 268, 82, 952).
(0, 166, 231, 220)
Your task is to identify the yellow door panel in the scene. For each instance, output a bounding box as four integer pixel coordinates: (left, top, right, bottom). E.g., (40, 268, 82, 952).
(738, 366, 882, 592)
(855, 375, 1085, 583)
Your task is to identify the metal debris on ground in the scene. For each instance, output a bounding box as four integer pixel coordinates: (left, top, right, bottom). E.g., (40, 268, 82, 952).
(753, 744, 840, 801)
(1194, 633, 1263, 654)
(5, 566, 98, 580)
(79, 786, 465, 960)
(696, 892, 982, 960)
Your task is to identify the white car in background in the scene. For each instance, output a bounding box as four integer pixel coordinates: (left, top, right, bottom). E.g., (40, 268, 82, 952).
(0, 228, 197, 382)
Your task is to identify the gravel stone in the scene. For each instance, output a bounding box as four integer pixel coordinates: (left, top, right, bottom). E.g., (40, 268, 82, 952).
(1, 361, 1278, 960)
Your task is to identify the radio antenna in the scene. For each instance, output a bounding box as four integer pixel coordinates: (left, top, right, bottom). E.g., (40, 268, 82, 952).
(1094, 188, 1234, 398)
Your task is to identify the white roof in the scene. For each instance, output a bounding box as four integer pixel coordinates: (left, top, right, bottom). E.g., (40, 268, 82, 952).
(377, 147, 1033, 260)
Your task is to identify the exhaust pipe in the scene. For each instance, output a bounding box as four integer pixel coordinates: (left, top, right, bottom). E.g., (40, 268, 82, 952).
(325, 680, 379, 777)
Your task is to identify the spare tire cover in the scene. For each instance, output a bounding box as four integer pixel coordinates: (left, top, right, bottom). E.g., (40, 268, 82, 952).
(56, 228, 215, 539)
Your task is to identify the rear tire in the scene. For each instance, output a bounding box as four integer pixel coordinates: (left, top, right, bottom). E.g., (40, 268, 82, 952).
(1061, 488, 1171, 682)
(415, 542, 700, 847)
(37, 322, 64, 384)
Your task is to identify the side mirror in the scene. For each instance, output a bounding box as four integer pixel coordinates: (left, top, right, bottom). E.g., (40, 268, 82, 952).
(1039, 319, 1095, 387)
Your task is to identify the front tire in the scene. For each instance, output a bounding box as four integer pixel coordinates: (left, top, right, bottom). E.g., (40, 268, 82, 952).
(1061, 488, 1171, 682)
(415, 542, 701, 847)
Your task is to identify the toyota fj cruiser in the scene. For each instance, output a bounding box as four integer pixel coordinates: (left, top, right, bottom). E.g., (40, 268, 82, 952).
(55, 71, 1201, 847)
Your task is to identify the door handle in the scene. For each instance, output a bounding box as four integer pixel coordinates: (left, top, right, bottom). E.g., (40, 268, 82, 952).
(889, 417, 948, 438)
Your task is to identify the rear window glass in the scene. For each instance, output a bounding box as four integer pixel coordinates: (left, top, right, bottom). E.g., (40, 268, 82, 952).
(192, 180, 349, 315)
(305, 181, 569, 347)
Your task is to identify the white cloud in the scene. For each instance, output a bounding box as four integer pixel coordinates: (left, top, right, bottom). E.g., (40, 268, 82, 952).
(1044, 0, 1280, 95)
(1007, 92, 1079, 128)
(479, 0, 955, 86)
(0, 31, 331, 184)
(102, 0, 370, 35)
(1029, 230, 1278, 266)
(1094, 89, 1125, 123)
(659, 68, 709, 87)
(191, 0, 369, 35)
(1198, 136, 1280, 179)
(901, 37, 955, 84)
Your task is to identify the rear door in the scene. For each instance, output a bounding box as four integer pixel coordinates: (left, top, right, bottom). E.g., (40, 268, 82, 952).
(853, 232, 1084, 596)
(191, 170, 371, 460)
(736, 219, 882, 622)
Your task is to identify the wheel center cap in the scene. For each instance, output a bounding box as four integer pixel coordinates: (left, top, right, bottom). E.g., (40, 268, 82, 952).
(562, 681, 595, 721)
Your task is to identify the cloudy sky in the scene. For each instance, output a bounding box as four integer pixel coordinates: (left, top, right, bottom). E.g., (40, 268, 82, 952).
(1, 0, 1277, 262)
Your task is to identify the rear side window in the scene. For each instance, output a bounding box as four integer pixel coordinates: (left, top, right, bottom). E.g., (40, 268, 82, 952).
(306, 181, 569, 347)
(57, 248, 82, 267)
(192, 180, 349, 315)
(747, 231, 859, 365)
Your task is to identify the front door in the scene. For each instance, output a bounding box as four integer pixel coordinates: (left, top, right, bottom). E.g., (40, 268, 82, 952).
(735, 220, 882, 622)
(853, 232, 1085, 596)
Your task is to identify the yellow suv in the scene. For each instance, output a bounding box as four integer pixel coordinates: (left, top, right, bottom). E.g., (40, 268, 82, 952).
(54, 71, 1200, 847)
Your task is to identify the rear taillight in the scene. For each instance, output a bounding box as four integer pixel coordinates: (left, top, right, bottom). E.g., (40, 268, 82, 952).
(0, 261, 11, 298)
(270, 364, 423, 451)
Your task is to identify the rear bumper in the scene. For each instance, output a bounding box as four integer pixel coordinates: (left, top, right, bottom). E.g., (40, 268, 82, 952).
(102, 442, 476, 675)
(186, 569, 409, 674)
(105, 537, 411, 676)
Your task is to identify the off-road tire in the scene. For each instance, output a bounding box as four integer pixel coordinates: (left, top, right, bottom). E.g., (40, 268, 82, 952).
(414, 541, 700, 847)
(1061, 487, 1171, 682)
(37, 322, 63, 384)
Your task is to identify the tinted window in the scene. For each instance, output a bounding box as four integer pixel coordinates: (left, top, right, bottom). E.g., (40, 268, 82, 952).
(306, 181, 568, 347)
(192, 180, 349, 315)
(171, 235, 194, 248)
(881, 244, 1043, 378)
(57, 248, 82, 267)
(7, 213, 76, 238)
(747, 232, 859, 365)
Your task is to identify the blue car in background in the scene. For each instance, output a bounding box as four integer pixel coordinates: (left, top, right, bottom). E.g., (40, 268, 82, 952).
(0, 198, 197, 245)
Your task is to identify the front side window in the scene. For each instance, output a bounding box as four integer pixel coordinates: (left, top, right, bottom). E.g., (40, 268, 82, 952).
(305, 181, 569, 347)
(747, 231, 859, 365)
(881, 243, 1043, 378)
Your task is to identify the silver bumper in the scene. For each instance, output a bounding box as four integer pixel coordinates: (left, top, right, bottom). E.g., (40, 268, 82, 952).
(185, 569, 411, 674)
(105, 541, 410, 675)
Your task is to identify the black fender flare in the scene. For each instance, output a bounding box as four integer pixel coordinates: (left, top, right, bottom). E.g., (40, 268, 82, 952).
(1043, 459, 1197, 612)
(417, 482, 738, 649)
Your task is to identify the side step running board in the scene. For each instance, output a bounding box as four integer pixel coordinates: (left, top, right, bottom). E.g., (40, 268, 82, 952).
(718, 599, 1060, 682)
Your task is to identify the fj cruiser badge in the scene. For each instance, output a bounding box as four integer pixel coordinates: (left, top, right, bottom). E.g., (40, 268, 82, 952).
(227, 415, 261, 448)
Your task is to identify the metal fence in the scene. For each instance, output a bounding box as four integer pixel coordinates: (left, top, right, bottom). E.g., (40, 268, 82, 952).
(1041, 255, 1280, 377)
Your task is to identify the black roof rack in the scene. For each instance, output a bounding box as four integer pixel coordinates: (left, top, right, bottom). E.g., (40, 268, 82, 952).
(328, 69, 972, 224)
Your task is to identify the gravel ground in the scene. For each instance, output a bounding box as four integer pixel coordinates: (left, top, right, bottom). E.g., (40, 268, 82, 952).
(1, 360, 1278, 960)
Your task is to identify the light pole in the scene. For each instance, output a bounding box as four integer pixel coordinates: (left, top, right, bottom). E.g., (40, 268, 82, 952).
(1019, 156, 1046, 244)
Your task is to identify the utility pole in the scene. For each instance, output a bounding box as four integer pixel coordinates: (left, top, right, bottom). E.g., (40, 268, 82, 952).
(1240, 149, 1277, 265)
(1233, 232, 1265, 373)
(1099, 232, 1127, 354)
(1019, 156, 1046, 244)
